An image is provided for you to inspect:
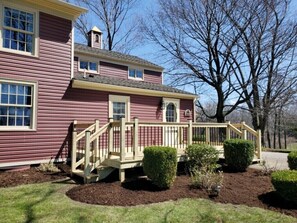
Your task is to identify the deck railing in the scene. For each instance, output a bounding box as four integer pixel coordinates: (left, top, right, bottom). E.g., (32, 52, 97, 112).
(71, 118, 262, 180)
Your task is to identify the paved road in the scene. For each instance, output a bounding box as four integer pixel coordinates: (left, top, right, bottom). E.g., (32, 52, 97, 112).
(250, 151, 289, 170)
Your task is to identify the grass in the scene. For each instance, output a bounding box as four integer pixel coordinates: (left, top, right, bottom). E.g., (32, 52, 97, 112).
(0, 180, 296, 223)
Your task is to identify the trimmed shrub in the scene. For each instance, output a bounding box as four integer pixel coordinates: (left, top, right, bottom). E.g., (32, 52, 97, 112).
(143, 146, 177, 189)
(192, 135, 206, 142)
(185, 144, 219, 172)
(288, 151, 297, 170)
(271, 170, 297, 204)
(223, 139, 254, 172)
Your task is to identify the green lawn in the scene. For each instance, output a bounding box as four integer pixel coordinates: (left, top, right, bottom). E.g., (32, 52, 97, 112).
(0, 180, 296, 223)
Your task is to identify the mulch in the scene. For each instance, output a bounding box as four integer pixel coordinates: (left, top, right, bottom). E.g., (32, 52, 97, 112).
(0, 164, 70, 188)
(66, 167, 297, 218)
(1, 164, 297, 218)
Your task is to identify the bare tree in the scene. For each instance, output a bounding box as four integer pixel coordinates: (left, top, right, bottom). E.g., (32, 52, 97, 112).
(70, 0, 139, 53)
(225, 0, 297, 143)
(141, 0, 250, 123)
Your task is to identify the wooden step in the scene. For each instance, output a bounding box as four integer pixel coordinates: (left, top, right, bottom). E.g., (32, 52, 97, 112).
(72, 165, 115, 183)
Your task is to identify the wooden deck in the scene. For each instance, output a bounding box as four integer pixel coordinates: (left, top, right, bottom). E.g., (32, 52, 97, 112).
(71, 118, 262, 183)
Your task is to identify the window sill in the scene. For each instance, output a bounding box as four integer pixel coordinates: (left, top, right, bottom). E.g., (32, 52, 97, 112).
(0, 127, 36, 132)
(78, 70, 99, 74)
(0, 47, 38, 58)
(128, 77, 144, 81)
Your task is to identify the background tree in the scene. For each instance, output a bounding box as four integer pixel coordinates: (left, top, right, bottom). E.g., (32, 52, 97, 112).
(141, 0, 250, 123)
(225, 0, 297, 144)
(69, 0, 139, 53)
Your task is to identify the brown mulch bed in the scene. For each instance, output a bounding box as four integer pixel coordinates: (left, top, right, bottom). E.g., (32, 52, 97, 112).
(0, 164, 70, 187)
(66, 167, 297, 218)
(1, 164, 296, 218)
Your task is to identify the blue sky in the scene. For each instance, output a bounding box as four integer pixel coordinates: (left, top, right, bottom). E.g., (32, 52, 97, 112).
(73, 0, 297, 104)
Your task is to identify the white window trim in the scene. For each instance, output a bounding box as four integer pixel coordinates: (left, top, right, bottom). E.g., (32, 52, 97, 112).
(0, 78, 37, 131)
(0, 2, 39, 57)
(78, 57, 99, 74)
(128, 67, 144, 81)
(162, 98, 180, 123)
(109, 95, 130, 122)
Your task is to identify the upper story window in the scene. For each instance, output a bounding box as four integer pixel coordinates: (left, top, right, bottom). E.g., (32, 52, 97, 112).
(2, 6, 37, 55)
(0, 80, 36, 130)
(128, 68, 143, 80)
(79, 60, 98, 73)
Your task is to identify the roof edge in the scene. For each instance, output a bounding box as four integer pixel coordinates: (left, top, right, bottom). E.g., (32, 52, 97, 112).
(72, 79, 197, 100)
(74, 44, 164, 72)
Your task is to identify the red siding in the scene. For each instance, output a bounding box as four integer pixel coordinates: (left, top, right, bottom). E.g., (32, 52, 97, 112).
(0, 12, 83, 166)
(0, 11, 191, 167)
(180, 99, 194, 122)
(74, 57, 163, 84)
(144, 70, 162, 84)
(131, 95, 162, 121)
(100, 61, 128, 79)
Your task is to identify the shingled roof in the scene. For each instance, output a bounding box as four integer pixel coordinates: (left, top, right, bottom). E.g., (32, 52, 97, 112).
(73, 73, 195, 97)
(74, 43, 163, 71)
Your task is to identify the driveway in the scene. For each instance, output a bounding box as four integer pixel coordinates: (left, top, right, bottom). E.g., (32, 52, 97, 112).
(250, 151, 289, 170)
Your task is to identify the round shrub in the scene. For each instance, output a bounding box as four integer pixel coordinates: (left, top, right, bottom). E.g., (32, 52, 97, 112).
(223, 139, 254, 172)
(143, 146, 177, 189)
(271, 170, 297, 204)
(185, 144, 219, 172)
(288, 151, 297, 170)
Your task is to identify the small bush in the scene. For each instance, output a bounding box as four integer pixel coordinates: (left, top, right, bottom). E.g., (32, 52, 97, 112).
(191, 168, 223, 190)
(192, 135, 206, 142)
(37, 162, 60, 173)
(288, 151, 297, 170)
(143, 146, 177, 189)
(223, 139, 254, 172)
(185, 144, 219, 172)
(271, 170, 297, 204)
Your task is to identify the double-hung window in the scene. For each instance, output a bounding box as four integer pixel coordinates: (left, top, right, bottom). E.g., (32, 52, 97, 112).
(0, 80, 36, 130)
(2, 6, 36, 55)
(79, 60, 98, 73)
(128, 68, 143, 80)
(109, 95, 130, 122)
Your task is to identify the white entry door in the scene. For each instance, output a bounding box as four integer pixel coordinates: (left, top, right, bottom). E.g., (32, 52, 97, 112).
(163, 98, 180, 146)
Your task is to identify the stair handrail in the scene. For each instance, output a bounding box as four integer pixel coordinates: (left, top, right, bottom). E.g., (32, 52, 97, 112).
(76, 123, 96, 142)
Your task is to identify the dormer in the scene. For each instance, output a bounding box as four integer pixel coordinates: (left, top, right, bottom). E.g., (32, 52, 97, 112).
(87, 26, 102, 49)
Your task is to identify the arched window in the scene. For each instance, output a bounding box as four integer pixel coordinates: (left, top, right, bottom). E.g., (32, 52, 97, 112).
(166, 103, 177, 122)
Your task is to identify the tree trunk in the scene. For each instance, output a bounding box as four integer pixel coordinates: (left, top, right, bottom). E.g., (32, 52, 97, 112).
(273, 113, 277, 149)
(278, 111, 282, 149)
(267, 129, 271, 149)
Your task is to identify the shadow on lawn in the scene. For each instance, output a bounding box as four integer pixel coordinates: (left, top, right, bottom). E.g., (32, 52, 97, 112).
(258, 191, 297, 210)
(23, 188, 55, 223)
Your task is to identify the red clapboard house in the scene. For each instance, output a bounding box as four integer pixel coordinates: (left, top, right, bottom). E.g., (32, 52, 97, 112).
(0, 0, 196, 180)
(0, 0, 261, 182)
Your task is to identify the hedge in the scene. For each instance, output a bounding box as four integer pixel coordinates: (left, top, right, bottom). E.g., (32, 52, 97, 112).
(271, 170, 297, 204)
(143, 146, 177, 189)
(223, 139, 254, 172)
(288, 151, 297, 170)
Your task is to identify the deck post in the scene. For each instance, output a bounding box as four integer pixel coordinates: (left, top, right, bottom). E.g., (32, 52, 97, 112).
(206, 127, 210, 145)
(226, 121, 231, 140)
(94, 119, 99, 163)
(241, 121, 247, 140)
(187, 119, 192, 146)
(133, 117, 139, 159)
(84, 131, 91, 183)
(119, 169, 125, 182)
(71, 120, 77, 174)
(120, 117, 126, 161)
(256, 129, 262, 160)
(108, 118, 114, 158)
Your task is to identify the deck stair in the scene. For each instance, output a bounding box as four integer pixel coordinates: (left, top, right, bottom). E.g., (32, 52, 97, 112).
(71, 118, 262, 183)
